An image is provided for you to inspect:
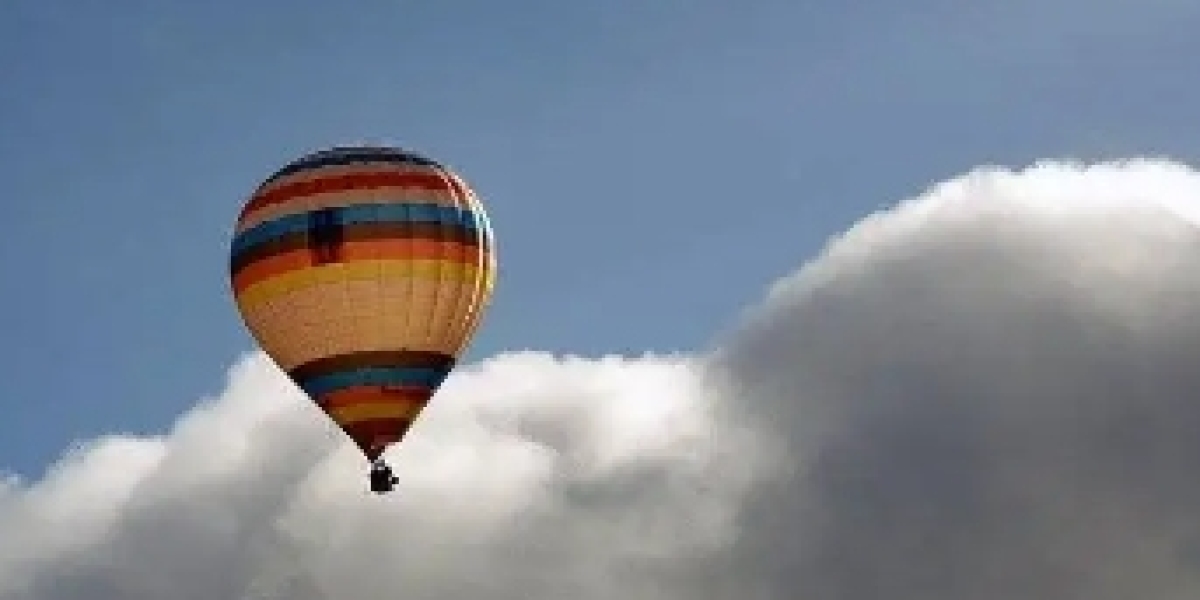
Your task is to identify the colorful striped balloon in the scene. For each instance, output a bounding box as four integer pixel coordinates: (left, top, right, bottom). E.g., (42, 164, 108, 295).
(229, 145, 496, 463)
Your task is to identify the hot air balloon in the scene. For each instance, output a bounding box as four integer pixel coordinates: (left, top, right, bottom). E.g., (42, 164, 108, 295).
(228, 145, 496, 494)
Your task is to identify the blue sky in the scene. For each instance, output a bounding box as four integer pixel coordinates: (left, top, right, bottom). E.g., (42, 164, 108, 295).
(2, 0, 1199, 478)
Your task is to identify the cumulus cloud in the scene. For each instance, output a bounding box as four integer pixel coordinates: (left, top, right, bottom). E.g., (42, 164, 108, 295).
(712, 159, 1200, 599)
(6, 158, 1200, 599)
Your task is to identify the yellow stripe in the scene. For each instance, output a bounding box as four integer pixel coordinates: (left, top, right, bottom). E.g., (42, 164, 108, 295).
(329, 402, 423, 425)
(232, 276, 489, 369)
(234, 259, 482, 311)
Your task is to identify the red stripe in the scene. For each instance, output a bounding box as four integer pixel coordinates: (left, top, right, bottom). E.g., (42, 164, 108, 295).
(343, 418, 414, 460)
(244, 171, 458, 216)
(318, 385, 432, 410)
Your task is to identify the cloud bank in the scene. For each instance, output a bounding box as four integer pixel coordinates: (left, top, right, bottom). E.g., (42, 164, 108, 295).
(712, 159, 1200, 599)
(5, 159, 1200, 599)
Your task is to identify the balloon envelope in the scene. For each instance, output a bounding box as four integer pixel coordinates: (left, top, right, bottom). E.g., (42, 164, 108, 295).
(229, 145, 496, 460)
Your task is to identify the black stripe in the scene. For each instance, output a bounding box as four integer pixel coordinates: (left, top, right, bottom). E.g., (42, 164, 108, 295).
(288, 350, 457, 384)
(309, 208, 342, 264)
(264, 147, 443, 185)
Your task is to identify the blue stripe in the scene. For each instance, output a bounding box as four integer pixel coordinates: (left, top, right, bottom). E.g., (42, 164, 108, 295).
(299, 366, 451, 397)
(232, 203, 482, 257)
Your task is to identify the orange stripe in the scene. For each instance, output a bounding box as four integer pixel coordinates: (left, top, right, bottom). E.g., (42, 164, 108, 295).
(231, 239, 484, 293)
(329, 402, 423, 425)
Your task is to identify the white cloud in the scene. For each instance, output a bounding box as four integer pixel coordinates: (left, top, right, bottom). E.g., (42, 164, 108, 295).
(0, 351, 759, 600)
(7, 158, 1200, 599)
